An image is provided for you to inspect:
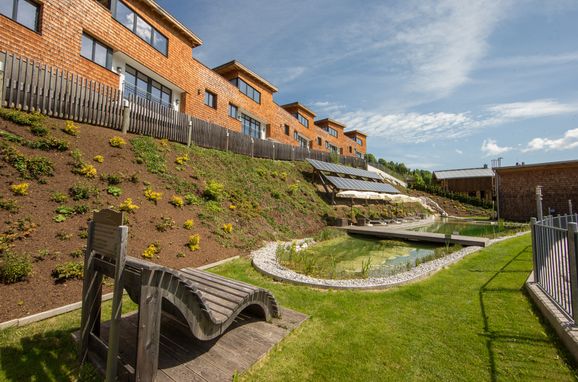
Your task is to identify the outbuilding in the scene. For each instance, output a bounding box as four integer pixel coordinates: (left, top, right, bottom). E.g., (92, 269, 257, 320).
(433, 167, 495, 201)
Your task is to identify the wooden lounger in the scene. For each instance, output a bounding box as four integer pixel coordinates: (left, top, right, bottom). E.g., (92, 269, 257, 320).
(79, 209, 279, 382)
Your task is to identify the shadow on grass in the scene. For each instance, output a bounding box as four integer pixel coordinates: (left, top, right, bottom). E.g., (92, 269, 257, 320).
(0, 328, 99, 382)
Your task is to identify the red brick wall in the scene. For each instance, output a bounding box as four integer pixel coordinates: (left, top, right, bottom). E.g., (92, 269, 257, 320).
(497, 164, 578, 221)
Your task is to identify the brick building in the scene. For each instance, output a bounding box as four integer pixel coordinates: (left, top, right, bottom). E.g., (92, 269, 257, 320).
(495, 160, 578, 222)
(0, 0, 366, 157)
(433, 167, 495, 201)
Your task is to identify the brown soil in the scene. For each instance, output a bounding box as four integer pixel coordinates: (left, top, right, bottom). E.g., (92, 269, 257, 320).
(406, 189, 493, 217)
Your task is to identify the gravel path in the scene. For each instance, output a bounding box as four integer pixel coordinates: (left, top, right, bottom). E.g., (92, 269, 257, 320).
(251, 231, 529, 290)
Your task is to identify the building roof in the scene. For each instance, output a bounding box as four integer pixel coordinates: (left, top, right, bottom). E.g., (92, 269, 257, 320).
(280, 102, 316, 118)
(345, 130, 367, 138)
(434, 167, 495, 180)
(495, 159, 578, 173)
(212, 60, 278, 93)
(143, 0, 202, 47)
(315, 118, 346, 129)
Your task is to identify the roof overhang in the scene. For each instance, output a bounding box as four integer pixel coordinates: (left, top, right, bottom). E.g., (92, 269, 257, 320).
(213, 60, 278, 93)
(281, 102, 316, 118)
(142, 0, 202, 47)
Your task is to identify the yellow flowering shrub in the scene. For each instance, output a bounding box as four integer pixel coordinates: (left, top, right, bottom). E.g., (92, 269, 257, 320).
(169, 195, 184, 208)
(142, 242, 160, 259)
(10, 183, 29, 196)
(119, 198, 139, 213)
(63, 120, 79, 136)
(78, 164, 97, 178)
(229, 204, 237, 210)
(93, 155, 104, 163)
(183, 219, 194, 230)
(175, 155, 189, 165)
(222, 223, 233, 234)
(109, 136, 126, 148)
(187, 234, 200, 251)
(144, 188, 163, 204)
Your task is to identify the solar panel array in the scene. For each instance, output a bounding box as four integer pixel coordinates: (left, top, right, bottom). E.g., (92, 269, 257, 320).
(306, 159, 382, 180)
(325, 176, 400, 194)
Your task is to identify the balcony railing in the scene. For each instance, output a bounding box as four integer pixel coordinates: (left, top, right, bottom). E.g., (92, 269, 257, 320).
(123, 82, 172, 109)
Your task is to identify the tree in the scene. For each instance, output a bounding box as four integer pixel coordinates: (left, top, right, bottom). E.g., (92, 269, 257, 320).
(365, 153, 377, 163)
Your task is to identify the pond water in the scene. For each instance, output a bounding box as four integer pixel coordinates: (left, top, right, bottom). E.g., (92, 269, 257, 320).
(408, 218, 521, 238)
(277, 235, 448, 280)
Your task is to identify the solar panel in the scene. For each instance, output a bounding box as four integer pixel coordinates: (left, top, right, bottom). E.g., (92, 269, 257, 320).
(306, 159, 381, 180)
(325, 176, 400, 194)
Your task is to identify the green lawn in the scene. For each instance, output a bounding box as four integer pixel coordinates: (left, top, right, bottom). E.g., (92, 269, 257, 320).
(213, 234, 577, 381)
(0, 234, 576, 381)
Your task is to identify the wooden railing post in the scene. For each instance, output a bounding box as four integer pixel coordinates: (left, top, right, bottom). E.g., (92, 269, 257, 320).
(567, 222, 578, 322)
(187, 118, 192, 147)
(121, 99, 130, 134)
(0, 60, 4, 108)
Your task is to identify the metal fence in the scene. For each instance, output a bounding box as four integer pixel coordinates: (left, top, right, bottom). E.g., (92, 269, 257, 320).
(0, 50, 366, 168)
(531, 214, 578, 321)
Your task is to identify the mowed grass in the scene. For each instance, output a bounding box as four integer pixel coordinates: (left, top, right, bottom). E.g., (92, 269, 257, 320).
(212, 234, 578, 381)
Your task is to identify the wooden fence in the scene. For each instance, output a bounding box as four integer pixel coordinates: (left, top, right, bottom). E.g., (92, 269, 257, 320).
(0, 50, 366, 168)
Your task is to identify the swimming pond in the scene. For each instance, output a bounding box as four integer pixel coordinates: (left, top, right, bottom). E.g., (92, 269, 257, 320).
(408, 218, 525, 238)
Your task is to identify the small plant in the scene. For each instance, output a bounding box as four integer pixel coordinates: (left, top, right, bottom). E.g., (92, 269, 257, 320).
(107, 186, 122, 197)
(62, 120, 79, 136)
(119, 198, 139, 213)
(229, 204, 237, 210)
(222, 223, 233, 234)
(170, 195, 184, 208)
(55, 231, 73, 241)
(0, 198, 19, 213)
(271, 190, 281, 199)
(280, 171, 288, 181)
(184, 192, 201, 205)
(159, 138, 169, 148)
(101, 173, 123, 185)
(27, 137, 69, 151)
(176, 252, 186, 258)
(183, 219, 194, 230)
(144, 188, 162, 204)
(70, 248, 84, 258)
(77, 164, 97, 178)
(53, 214, 67, 223)
(78, 229, 88, 239)
(51, 261, 83, 282)
(50, 191, 68, 203)
(155, 216, 176, 232)
(0, 252, 32, 284)
(30, 125, 48, 137)
(93, 155, 104, 163)
(175, 155, 189, 165)
(204, 180, 225, 201)
(287, 183, 300, 195)
(0, 108, 44, 130)
(10, 183, 29, 196)
(109, 136, 126, 148)
(187, 234, 200, 251)
(69, 183, 98, 200)
(142, 242, 160, 259)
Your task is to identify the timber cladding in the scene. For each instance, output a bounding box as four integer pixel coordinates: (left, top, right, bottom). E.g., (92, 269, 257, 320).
(496, 161, 578, 222)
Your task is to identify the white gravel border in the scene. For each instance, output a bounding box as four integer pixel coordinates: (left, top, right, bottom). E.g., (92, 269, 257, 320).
(251, 231, 530, 290)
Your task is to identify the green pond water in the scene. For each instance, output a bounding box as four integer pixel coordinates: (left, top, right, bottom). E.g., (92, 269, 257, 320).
(278, 235, 446, 279)
(408, 218, 523, 238)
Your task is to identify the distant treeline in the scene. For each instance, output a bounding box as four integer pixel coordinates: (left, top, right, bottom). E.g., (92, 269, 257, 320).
(365, 153, 432, 186)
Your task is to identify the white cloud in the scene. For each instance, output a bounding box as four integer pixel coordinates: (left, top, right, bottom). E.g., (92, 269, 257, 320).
(523, 128, 578, 152)
(486, 99, 578, 120)
(481, 139, 512, 156)
(455, 149, 463, 155)
(482, 52, 578, 69)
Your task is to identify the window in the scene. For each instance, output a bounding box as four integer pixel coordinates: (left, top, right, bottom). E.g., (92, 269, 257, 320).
(292, 112, 309, 128)
(123, 65, 172, 107)
(228, 103, 238, 119)
(294, 131, 309, 148)
(326, 141, 338, 153)
(349, 146, 352, 153)
(0, 0, 40, 32)
(317, 137, 322, 146)
(322, 126, 338, 138)
(241, 114, 261, 139)
(81, 33, 113, 69)
(113, 0, 168, 55)
(204, 90, 217, 108)
(356, 137, 363, 146)
(229, 78, 261, 103)
(284, 124, 290, 136)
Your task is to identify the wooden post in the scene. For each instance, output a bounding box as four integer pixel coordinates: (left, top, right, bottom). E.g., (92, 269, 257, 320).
(536, 186, 543, 221)
(570, 200, 573, 215)
(187, 118, 192, 147)
(530, 217, 539, 283)
(225, 130, 229, 152)
(121, 99, 130, 134)
(0, 60, 5, 108)
(135, 269, 162, 382)
(80, 220, 101, 364)
(272, 143, 275, 161)
(291, 147, 294, 161)
(567, 222, 578, 323)
(250, 137, 254, 158)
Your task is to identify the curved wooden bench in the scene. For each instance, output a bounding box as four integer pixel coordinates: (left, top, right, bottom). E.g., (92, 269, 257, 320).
(80, 209, 279, 382)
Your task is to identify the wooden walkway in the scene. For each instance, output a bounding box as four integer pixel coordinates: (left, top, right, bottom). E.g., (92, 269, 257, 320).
(76, 307, 307, 381)
(345, 226, 489, 247)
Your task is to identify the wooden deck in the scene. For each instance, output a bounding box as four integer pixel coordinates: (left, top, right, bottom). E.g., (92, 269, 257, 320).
(75, 307, 307, 381)
(345, 226, 489, 247)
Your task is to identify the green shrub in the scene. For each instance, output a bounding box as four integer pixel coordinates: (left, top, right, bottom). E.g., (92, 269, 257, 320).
(30, 125, 48, 137)
(50, 191, 68, 203)
(155, 216, 175, 232)
(0, 198, 19, 212)
(107, 186, 122, 197)
(27, 137, 69, 151)
(69, 183, 98, 200)
(130, 136, 166, 174)
(0, 252, 32, 284)
(204, 180, 225, 201)
(51, 261, 83, 282)
(314, 227, 346, 242)
(0, 108, 44, 129)
(0, 143, 54, 180)
(184, 192, 201, 205)
(101, 173, 123, 185)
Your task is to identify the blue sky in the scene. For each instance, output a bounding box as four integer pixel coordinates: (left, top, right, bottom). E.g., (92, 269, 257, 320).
(157, 0, 578, 171)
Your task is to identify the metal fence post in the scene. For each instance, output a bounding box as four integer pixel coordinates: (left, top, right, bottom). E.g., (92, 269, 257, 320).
(0, 60, 4, 108)
(567, 222, 578, 322)
(121, 99, 130, 134)
(530, 217, 539, 283)
(187, 119, 192, 147)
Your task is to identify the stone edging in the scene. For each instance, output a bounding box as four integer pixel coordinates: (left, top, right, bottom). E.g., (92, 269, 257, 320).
(0, 255, 240, 331)
(251, 231, 530, 290)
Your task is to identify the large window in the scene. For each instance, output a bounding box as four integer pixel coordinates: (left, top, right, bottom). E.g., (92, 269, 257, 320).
(326, 141, 338, 153)
(113, 0, 168, 55)
(284, 124, 290, 136)
(123, 65, 172, 107)
(323, 126, 338, 137)
(356, 137, 363, 146)
(204, 90, 217, 109)
(229, 78, 261, 104)
(81, 33, 113, 69)
(228, 103, 238, 119)
(0, 0, 40, 32)
(241, 114, 261, 139)
(292, 112, 309, 128)
(294, 131, 309, 148)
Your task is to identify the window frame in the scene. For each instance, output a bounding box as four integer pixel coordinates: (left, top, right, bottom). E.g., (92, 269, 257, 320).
(112, 0, 168, 56)
(241, 114, 262, 139)
(229, 77, 261, 104)
(204, 90, 217, 109)
(228, 103, 238, 119)
(123, 64, 172, 107)
(80, 33, 113, 70)
(0, 0, 41, 32)
(292, 112, 309, 128)
(284, 124, 290, 136)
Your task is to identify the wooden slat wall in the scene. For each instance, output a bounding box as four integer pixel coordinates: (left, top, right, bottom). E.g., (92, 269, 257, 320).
(0, 50, 366, 169)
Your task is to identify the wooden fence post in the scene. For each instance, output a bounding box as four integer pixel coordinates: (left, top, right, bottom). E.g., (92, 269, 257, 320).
(225, 130, 229, 152)
(187, 119, 192, 147)
(0, 60, 4, 108)
(121, 99, 130, 134)
(291, 147, 294, 161)
(567, 222, 578, 322)
(251, 137, 254, 158)
(272, 143, 275, 161)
